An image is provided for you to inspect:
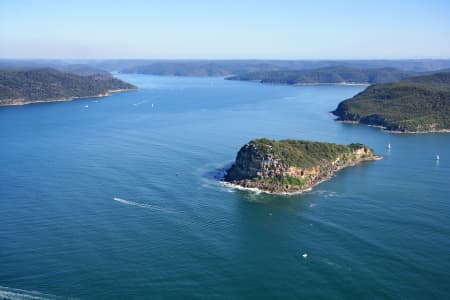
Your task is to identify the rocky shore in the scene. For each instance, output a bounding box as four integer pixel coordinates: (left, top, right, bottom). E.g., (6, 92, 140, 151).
(224, 139, 381, 194)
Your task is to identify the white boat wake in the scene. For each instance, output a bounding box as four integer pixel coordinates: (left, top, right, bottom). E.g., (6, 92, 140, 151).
(113, 197, 176, 213)
(0, 285, 67, 300)
(132, 100, 148, 106)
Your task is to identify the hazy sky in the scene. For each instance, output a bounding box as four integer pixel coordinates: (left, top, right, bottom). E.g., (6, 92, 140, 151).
(1, 0, 450, 59)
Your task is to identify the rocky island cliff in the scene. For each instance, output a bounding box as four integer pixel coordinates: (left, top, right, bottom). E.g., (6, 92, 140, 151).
(224, 138, 380, 194)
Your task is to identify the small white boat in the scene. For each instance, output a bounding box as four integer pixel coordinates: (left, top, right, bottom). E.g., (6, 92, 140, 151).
(436, 155, 440, 161)
(302, 253, 308, 258)
(388, 143, 391, 150)
(84, 105, 89, 108)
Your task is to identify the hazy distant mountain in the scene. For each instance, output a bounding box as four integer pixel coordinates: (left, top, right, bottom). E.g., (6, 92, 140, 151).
(119, 61, 288, 77)
(54, 64, 110, 76)
(2, 59, 450, 76)
(113, 59, 450, 75)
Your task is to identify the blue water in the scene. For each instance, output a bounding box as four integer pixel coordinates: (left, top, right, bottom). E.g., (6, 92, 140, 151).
(0, 75, 449, 299)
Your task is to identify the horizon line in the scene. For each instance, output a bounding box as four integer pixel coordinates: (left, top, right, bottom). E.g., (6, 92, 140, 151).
(1, 57, 450, 61)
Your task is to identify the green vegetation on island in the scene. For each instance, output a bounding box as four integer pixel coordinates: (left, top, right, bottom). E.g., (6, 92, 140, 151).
(332, 72, 450, 132)
(225, 138, 378, 194)
(0, 68, 137, 106)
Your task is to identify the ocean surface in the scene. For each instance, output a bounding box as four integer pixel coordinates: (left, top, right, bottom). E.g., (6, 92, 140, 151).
(0, 74, 449, 299)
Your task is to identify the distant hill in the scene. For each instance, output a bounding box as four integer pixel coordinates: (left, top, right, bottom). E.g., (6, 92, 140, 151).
(0, 62, 111, 77)
(0, 68, 137, 106)
(54, 64, 110, 76)
(332, 72, 450, 132)
(226, 66, 415, 84)
(2, 59, 450, 77)
(105, 59, 450, 73)
(110, 59, 450, 75)
(119, 61, 286, 77)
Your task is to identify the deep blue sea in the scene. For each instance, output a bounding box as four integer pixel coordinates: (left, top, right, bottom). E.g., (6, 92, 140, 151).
(0, 74, 449, 299)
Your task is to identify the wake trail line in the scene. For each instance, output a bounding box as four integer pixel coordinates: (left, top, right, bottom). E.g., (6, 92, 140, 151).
(0, 285, 72, 300)
(113, 197, 177, 214)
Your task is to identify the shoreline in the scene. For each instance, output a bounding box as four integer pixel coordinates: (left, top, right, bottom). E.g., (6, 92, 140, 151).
(337, 120, 450, 134)
(294, 82, 370, 86)
(0, 88, 138, 107)
(223, 155, 382, 195)
(221, 181, 313, 195)
(227, 78, 371, 86)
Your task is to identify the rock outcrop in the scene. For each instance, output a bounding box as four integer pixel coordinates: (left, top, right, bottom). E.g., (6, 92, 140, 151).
(224, 139, 380, 194)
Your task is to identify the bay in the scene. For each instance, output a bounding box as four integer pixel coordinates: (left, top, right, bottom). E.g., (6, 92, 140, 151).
(0, 74, 449, 299)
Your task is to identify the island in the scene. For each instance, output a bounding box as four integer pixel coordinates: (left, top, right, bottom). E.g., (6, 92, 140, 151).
(0, 68, 137, 106)
(224, 138, 380, 194)
(332, 72, 450, 133)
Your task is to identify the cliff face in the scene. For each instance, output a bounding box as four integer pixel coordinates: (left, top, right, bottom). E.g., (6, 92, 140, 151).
(225, 139, 379, 194)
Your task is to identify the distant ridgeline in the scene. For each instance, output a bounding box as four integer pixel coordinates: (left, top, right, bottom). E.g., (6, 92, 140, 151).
(0, 67, 137, 106)
(226, 66, 415, 85)
(121, 64, 416, 84)
(112, 59, 450, 78)
(333, 72, 450, 133)
(119, 61, 290, 77)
